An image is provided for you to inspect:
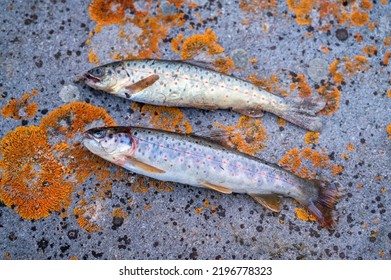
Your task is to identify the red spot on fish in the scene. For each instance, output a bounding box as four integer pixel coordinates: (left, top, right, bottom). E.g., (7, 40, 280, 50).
(261, 171, 266, 177)
(163, 154, 167, 159)
(207, 155, 212, 160)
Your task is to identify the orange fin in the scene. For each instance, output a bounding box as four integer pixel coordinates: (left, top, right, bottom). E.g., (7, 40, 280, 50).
(125, 156, 165, 174)
(200, 181, 232, 194)
(233, 107, 264, 117)
(249, 194, 281, 212)
(125, 74, 160, 95)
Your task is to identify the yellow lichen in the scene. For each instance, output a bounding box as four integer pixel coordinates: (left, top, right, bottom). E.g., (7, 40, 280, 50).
(1, 90, 38, 120)
(304, 131, 320, 145)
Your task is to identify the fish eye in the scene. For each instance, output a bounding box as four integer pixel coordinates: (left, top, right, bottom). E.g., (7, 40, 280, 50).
(92, 130, 106, 139)
(89, 67, 105, 77)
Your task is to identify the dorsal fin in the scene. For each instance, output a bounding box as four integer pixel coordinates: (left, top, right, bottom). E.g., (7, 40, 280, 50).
(191, 128, 234, 148)
(249, 194, 281, 212)
(182, 60, 219, 72)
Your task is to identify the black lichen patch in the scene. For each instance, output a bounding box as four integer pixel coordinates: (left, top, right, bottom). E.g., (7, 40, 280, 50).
(67, 229, 78, 240)
(118, 235, 131, 249)
(37, 238, 49, 253)
(335, 28, 348, 41)
(8, 232, 17, 241)
(92, 250, 104, 258)
(189, 247, 198, 260)
(112, 216, 124, 230)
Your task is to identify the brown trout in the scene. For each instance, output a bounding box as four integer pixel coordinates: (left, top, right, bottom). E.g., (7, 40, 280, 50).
(81, 59, 326, 132)
(83, 126, 341, 229)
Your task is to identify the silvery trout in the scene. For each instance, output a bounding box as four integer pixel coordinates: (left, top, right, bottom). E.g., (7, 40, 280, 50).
(83, 126, 340, 229)
(81, 59, 325, 132)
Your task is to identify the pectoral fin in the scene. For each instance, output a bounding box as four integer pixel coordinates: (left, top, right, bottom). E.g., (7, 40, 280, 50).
(125, 156, 166, 174)
(125, 74, 160, 95)
(249, 194, 281, 212)
(200, 181, 232, 194)
(233, 107, 264, 118)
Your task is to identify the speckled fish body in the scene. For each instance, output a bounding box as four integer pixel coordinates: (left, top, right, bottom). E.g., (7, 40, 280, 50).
(82, 59, 325, 131)
(83, 126, 340, 229)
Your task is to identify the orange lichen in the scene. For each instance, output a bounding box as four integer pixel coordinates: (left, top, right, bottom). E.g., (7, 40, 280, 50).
(382, 52, 391, 66)
(387, 124, 391, 140)
(360, 0, 373, 10)
(171, 33, 185, 54)
(357, 183, 363, 189)
(362, 45, 377, 57)
(246, 73, 288, 97)
(276, 117, 287, 127)
(290, 74, 312, 98)
(286, 0, 315, 25)
(112, 207, 128, 218)
(131, 103, 192, 134)
(304, 131, 320, 145)
(195, 207, 203, 215)
(1, 90, 38, 120)
(279, 147, 343, 179)
(317, 85, 340, 116)
(320, 45, 330, 54)
(88, 0, 130, 26)
(347, 143, 355, 151)
(329, 59, 344, 84)
(350, 9, 369, 26)
(73, 202, 100, 232)
(355, 33, 363, 43)
(179, 28, 225, 60)
(354, 55, 368, 64)
(203, 199, 210, 208)
(239, 0, 278, 14)
(168, 0, 186, 8)
(384, 37, 391, 47)
(217, 116, 268, 156)
(89, 51, 99, 64)
(0, 126, 73, 220)
(0, 102, 119, 223)
(213, 56, 235, 75)
(294, 207, 317, 222)
(387, 90, 391, 99)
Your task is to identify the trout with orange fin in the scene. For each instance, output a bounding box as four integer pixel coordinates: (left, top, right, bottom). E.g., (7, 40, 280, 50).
(81, 59, 326, 132)
(83, 126, 341, 229)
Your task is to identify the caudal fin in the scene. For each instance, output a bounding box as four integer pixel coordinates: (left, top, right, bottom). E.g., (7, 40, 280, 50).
(278, 95, 326, 132)
(305, 180, 342, 230)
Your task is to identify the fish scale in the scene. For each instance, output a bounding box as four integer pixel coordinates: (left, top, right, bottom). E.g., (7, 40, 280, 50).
(82, 59, 326, 131)
(83, 126, 341, 229)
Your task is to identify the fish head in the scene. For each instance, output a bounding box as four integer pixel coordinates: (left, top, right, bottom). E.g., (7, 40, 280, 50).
(82, 64, 122, 93)
(83, 126, 134, 161)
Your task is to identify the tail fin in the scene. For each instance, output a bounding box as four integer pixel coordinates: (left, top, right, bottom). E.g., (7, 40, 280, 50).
(278, 95, 326, 132)
(304, 180, 342, 230)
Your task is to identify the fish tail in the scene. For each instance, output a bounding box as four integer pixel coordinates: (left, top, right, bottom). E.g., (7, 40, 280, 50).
(300, 180, 342, 230)
(278, 95, 326, 132)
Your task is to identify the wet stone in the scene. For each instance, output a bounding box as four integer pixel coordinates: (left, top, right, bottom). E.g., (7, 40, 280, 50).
(307, 58, 329, 83)
(59, 84, 80, 103)
(230, 48, 249, 68)
(336, 28, 349, 41)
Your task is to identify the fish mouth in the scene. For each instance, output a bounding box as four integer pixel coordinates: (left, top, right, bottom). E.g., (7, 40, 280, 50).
(82, 73, 101, 84)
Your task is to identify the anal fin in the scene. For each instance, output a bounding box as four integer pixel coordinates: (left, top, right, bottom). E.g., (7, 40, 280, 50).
(233, 107, 264, 117)
(249, 194, 281, 212)
(200, 181, 232, 194)
(124, 156, 166, 174)
(125, 74, 160, 95)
